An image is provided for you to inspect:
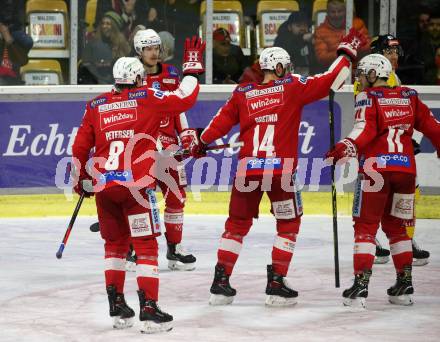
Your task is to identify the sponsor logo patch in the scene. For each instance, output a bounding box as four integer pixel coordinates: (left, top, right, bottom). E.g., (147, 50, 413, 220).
(100, 108, 137, 130)
(247, 93, 283, 115)
(128, 213, 152, 237)
(247, 158, 282, 170)
(90, 97, 107, 108)
(275, 76, 293, 85)
(401, 89, 417, 97)
(162, 78, 176, 84)
(153, 90, 165, 99)
(369, 90, 384, 97)
(355, 98, 372, 108)
(378, 98, 410, 106)
(245, 85, 284, 99)
(383, 108, 411, 119)
(152, 81, 161, 90)
(128, 90, 147, 99)
(98, 100, 137, 112)
(235, 84, 254, 92)
(99, 170, 133, 184)
(377, 154, 411, 168)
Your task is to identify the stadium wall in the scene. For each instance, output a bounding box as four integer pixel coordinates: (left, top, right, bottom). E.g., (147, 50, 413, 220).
(0, 85, 439, 194)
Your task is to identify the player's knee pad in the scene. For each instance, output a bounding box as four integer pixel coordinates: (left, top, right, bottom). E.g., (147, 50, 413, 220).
(165, 187, 186, 209)
(381, 215, 410, 242)
(276, 217, 300, 236)
(104, 236, 130, 258)
(131, 237, 158, 261)
(353, 222, 378, 243)
(225, 217, 252, 238)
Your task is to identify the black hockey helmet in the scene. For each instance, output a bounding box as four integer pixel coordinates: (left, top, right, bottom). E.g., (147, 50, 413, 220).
(370, 34, 404, 56)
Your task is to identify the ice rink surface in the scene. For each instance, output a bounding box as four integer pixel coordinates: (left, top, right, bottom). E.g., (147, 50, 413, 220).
(1, 215, 439, 342)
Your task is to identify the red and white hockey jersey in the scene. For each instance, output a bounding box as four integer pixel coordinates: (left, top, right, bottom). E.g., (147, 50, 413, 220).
(348, 86, 440, 174)
(72, 76, 199, 188)
(200, 56, 351, 174)
(142, 63, 189, 148)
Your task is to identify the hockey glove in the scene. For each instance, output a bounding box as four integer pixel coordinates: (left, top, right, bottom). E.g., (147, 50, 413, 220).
(73, 178, 94, 198)
(180, 128, 207, 158)
(182, 36, 206, 76)
(325, 138, 358, 164)
(337, 28, 367, 62)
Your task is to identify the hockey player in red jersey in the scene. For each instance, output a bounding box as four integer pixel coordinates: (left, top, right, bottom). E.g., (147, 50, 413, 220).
(71, 37, 205, 333)
(131, 28, 197, 271)
(326, 54, 440, 308)
(187, 28, 367, 306)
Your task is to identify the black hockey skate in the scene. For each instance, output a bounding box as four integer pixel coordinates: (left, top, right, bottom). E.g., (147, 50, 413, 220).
(138, 290, 173, 333)
(387, 265, 414, 306)
(374, 239, 390, 264)
(106, 285, 135, 329)
(342, 270, 372, 309)
(166, 243, 196, 271)
(126, 245, 137, 272)
(265, 264, 298, 306)
(412, 240, 430, 266)
(209, 264, 236, 305)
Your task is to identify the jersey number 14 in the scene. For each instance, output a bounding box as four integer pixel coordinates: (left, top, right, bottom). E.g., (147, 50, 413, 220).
(253, 125, 275, 156)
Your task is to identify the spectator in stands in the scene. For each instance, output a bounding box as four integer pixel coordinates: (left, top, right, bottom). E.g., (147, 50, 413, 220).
(0, 0, 33, 85)
(80, 11, 130, 84)
(419, 16, 440, 84)
(314, 0, 370, 71)
(95, 0, 150, 38)
(158, 31, 179, 68)
(274, 11, 314, 76)
(213, 28, 249, 84)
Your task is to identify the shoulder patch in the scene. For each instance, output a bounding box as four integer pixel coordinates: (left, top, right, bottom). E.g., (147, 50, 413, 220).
(128, 90, 147, 99)
(90, 96, 107, 108)
(401, 88, 418, 98)
(167, 65, 179, 76)
(368, 90, 384, 97)
(299, 75, 308, 84)
(152, 81, 161, 90)
(275, 76, 293, 85)
(354, 98, 372, 108)
(235, 84, 254, 92)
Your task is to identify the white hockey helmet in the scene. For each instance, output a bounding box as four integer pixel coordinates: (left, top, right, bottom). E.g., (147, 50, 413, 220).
(259, 47, 291, 72)
(356, 53, 392, 79)
(113, 57, 144, 84)
(134, 29, 162, 55)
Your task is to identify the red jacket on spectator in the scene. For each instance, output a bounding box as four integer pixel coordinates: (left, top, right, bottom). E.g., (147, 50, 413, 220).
(314, 17, 370, 68)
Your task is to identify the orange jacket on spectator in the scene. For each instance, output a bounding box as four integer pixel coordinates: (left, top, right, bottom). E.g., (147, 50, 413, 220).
(314, 17, 370, 68)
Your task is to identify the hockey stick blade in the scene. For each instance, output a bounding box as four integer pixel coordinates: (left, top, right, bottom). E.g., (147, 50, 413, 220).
(56, 193, 85, 259)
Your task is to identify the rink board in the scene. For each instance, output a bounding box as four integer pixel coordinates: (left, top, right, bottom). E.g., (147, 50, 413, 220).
(0, 85, 440, 192)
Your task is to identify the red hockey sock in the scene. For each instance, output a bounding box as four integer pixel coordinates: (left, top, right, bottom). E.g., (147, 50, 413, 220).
(164, 209, 183, 244)
(272, 233, 296, 276)
(217, 231, 243, 275)
(132, 238, 159, 301)
(104, 238, 130, 293)
(389, 238, 412, 273)
(353, 234, 376, 274)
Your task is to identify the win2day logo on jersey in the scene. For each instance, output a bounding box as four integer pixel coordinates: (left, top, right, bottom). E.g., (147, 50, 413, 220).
(247, 93, 283, 116)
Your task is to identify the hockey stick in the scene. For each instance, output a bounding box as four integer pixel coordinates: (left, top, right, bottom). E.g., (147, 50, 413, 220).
(171, 141, 244, 159)
(56, 193, 85, 259)
(329, 89, 340, 288)
(89, 141, 245, 233)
